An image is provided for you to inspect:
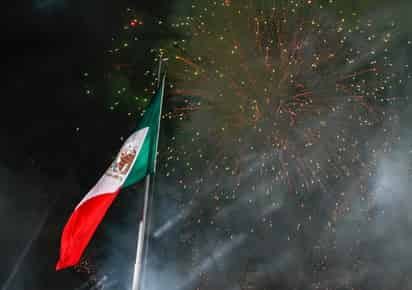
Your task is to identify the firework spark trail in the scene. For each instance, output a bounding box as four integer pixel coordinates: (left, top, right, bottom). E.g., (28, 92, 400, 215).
(179, 234, 246, 290)
(153, 205, 194, 238)
(175, 55, 202, 72)
(1, 197, 58, 290)
(213, 183, 283, 224)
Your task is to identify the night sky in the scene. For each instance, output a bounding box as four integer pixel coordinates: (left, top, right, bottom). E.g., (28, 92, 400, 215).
(2, 0, 172, 289)
(2, 1, 412, 290)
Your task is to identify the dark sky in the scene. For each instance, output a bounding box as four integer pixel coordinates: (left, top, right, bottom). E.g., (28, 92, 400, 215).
(2, 1, 173, 289)
(2, 1, 412, 290)
(3, 0, 172, 176)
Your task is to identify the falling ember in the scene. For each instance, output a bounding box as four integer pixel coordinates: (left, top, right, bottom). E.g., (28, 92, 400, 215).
(130, 19, 142, 27)
(175, 55, 202, 73)
(75, 257, 96, 275)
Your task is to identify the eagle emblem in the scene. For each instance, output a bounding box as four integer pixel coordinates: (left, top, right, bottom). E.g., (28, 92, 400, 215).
(106, 129, 147, 180)
(110, 146, 137, 177)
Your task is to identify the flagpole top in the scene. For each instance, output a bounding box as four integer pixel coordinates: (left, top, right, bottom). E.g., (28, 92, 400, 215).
(156, 56, 168, 89)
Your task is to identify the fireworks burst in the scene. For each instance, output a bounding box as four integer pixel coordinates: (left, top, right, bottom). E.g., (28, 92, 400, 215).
(78, 1, 411, 289)
(157, 0, 407, 194)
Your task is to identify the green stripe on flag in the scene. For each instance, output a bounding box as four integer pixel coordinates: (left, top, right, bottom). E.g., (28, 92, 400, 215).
(122, 132, 151, 188)
(123, 76, 164, 188)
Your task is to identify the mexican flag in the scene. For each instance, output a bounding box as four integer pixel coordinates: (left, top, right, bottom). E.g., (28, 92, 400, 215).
(56, 76, 165, 270)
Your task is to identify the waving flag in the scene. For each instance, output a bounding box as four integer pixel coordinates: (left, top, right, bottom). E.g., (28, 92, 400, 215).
(56, 76, 165, 270)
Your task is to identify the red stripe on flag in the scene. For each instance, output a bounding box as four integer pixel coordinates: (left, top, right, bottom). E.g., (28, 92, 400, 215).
(56, 190, 120, 270)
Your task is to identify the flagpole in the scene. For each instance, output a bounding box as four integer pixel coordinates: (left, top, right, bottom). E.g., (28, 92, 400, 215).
(131, 56, 166, 290)
(131, 174, 151, 290)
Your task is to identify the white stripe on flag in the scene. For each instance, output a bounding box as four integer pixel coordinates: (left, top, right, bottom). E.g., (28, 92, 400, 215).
(76, 127, 149, 209)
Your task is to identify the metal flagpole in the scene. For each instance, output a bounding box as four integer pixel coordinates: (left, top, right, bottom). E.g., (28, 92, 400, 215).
(131, 55, 166, 290)
(131, 174, 151, 290)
